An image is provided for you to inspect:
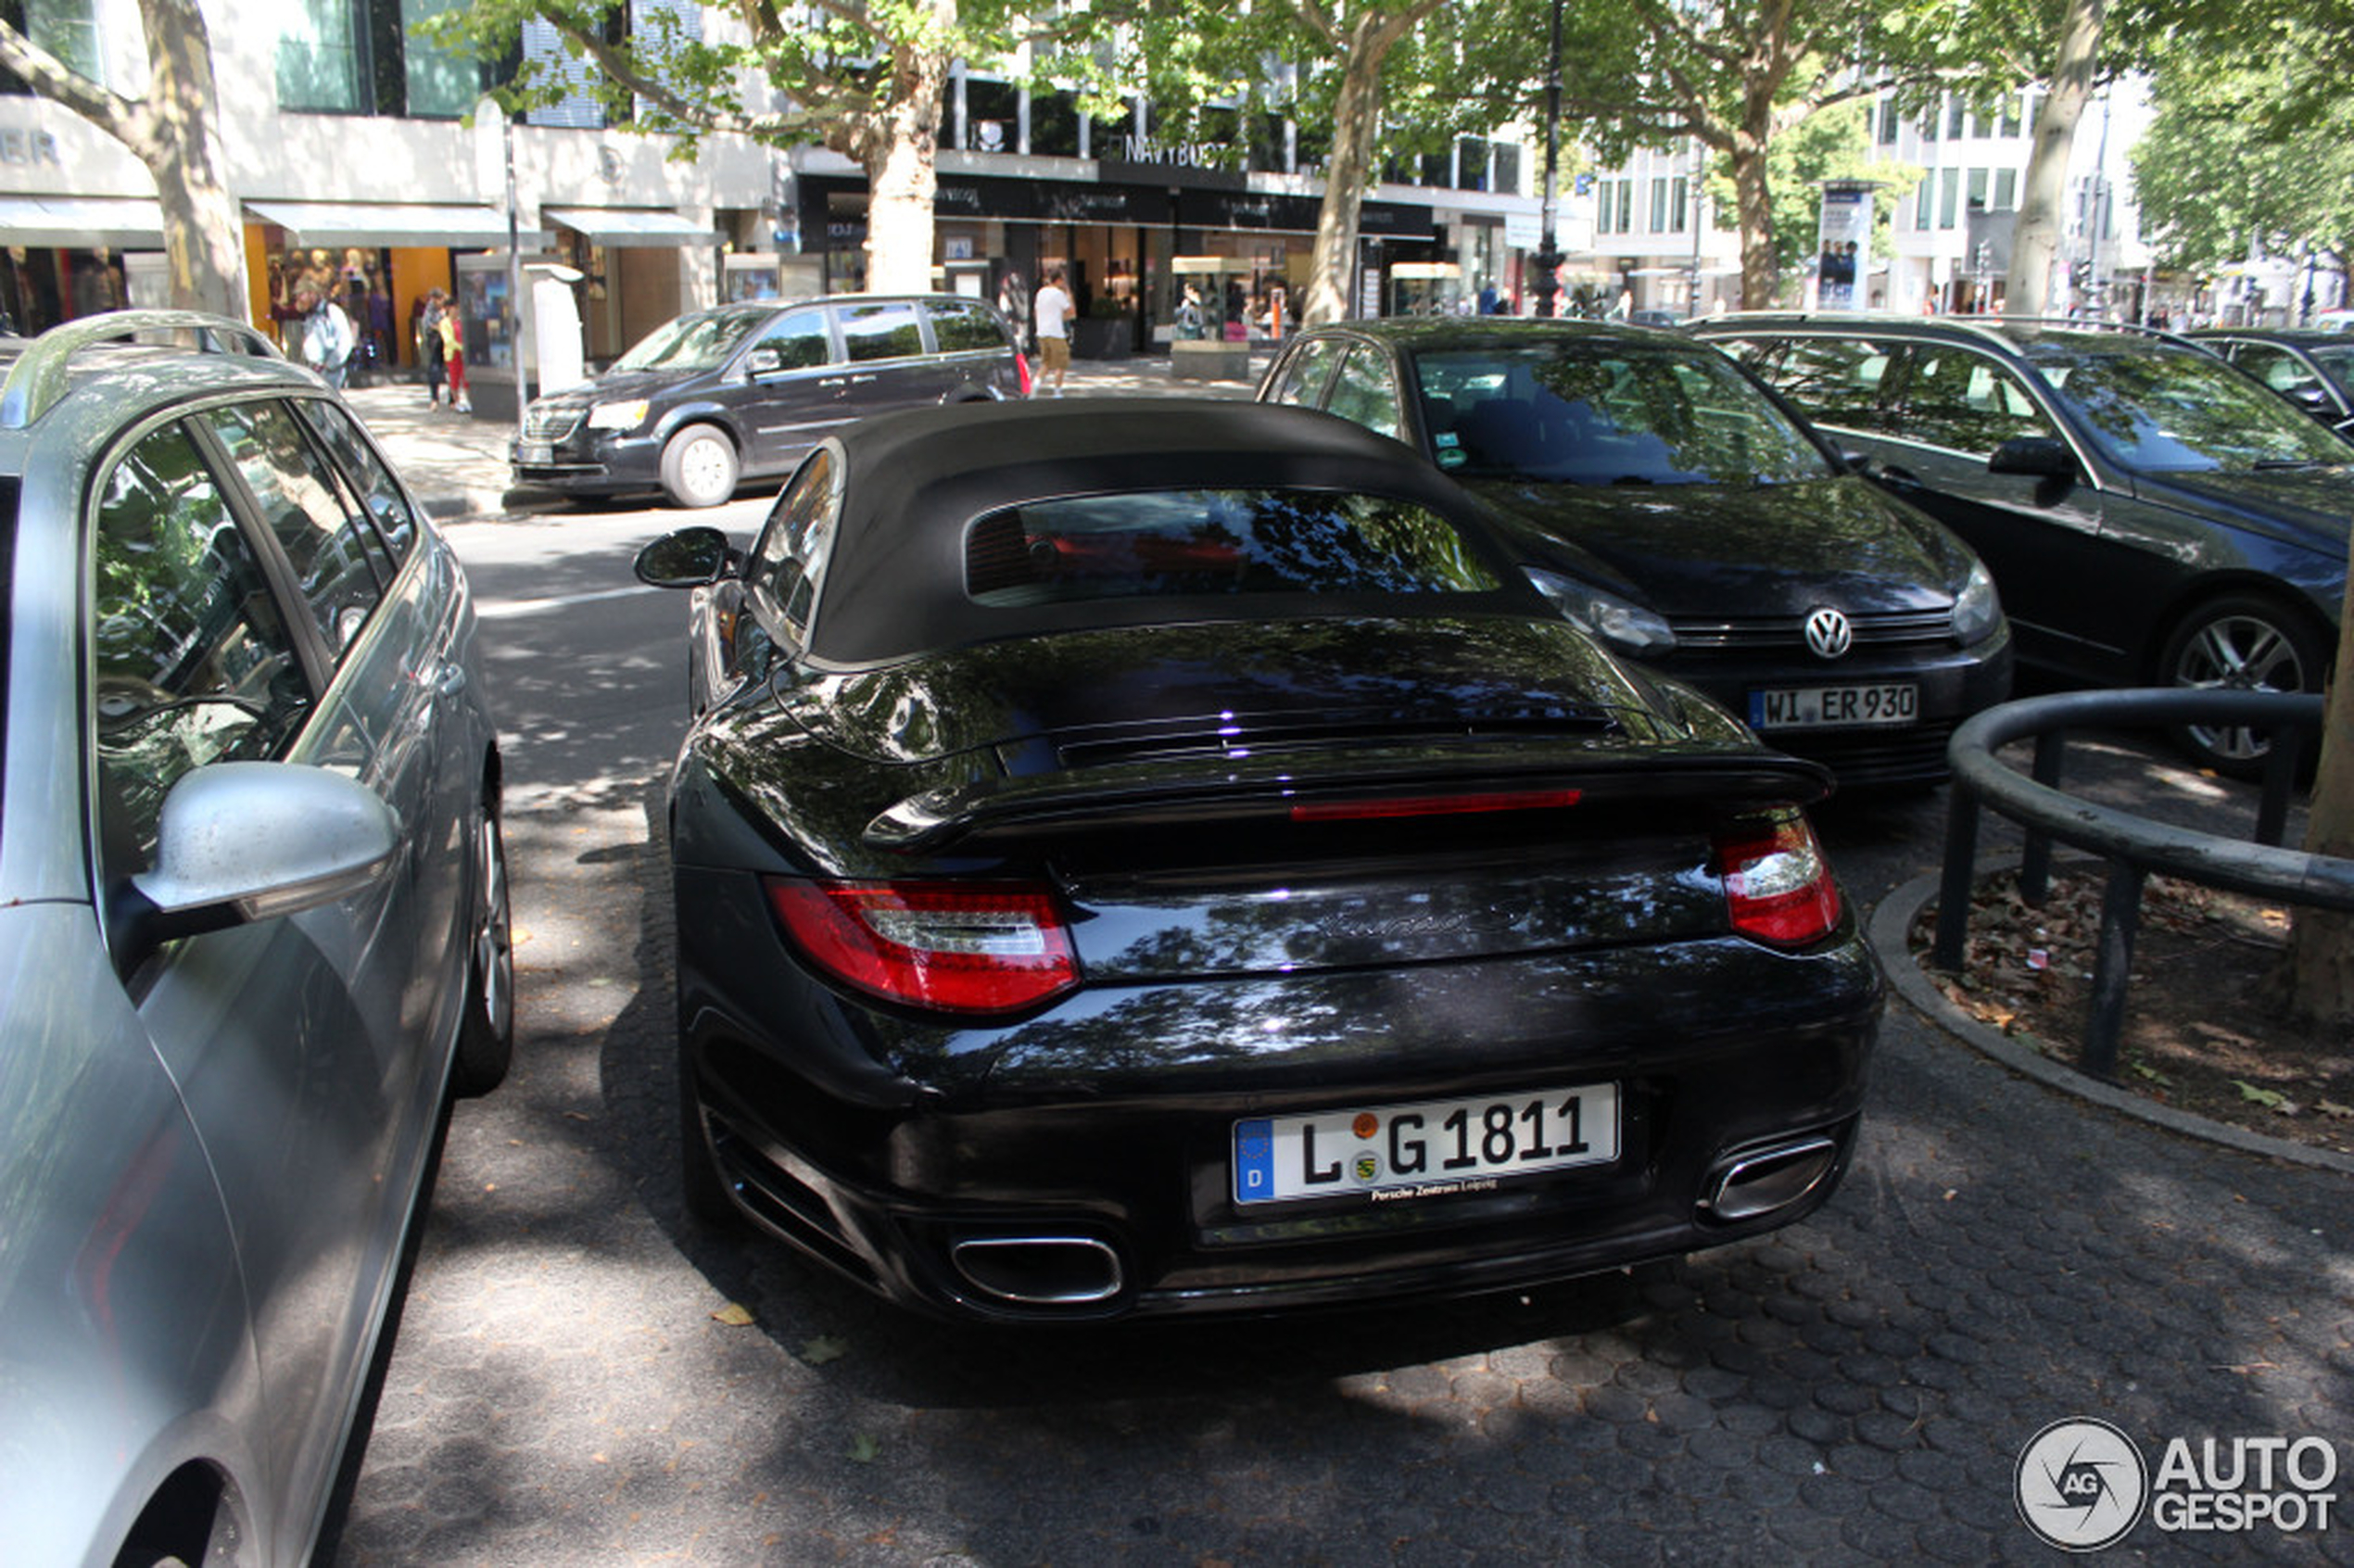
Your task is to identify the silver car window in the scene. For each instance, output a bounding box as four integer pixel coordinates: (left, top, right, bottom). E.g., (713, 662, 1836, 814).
(196, 401, 388, 655)
(297, 398, 418, 562)
(93, 422, 311, 878)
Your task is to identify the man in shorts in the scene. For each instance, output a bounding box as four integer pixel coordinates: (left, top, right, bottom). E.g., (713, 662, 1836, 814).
(1033, 267, 1073, 397)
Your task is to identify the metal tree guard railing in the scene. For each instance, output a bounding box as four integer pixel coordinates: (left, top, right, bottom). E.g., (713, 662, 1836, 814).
(1930, 689, 2354, 1081)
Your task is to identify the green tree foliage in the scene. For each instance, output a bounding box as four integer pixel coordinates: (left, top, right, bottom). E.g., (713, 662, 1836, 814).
(1089, 0, 1460, 326)
(428, 0, 1104, 294)
(1511, 0, 1979, 309)
(2131, 32, 2354, 272)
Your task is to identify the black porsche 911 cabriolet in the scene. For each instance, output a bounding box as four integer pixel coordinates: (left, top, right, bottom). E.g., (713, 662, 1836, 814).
(634, 398, 1882, 1322)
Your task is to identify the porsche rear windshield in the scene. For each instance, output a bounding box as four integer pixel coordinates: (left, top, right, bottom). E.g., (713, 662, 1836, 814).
(964, 488, 1504, 606)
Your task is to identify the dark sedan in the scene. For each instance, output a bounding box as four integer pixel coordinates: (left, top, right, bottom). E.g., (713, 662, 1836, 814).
(634, 399, 1881, 1322)
(1259, 320, 2012, 788)
(1693, 313, 2350, 776)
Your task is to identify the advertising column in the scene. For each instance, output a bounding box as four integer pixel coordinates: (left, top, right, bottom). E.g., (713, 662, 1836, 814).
(1816, 183, 1874, 310)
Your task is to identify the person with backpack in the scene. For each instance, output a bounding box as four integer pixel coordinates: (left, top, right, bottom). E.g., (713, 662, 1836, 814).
(298, 286, 355, 390)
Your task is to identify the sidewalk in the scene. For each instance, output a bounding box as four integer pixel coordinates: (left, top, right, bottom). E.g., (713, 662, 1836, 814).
(345, 352, 1265, 523)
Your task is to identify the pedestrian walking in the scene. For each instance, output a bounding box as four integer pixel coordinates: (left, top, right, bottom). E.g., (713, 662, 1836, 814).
(417, 289, 449, 409)
(298, 286, 356, 390)
(437, 301, 470, 413)
(1033, 267, 1072, 397)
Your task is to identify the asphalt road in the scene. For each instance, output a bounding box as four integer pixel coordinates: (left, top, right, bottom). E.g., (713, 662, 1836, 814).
(328, 494, 2354, 1566)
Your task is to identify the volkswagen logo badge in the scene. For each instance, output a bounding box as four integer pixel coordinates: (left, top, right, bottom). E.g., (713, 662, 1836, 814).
(1804, 607, 1854, 661)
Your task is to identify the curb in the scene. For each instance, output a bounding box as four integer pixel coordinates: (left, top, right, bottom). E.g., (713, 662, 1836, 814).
(1867, 867, 2354, 1176)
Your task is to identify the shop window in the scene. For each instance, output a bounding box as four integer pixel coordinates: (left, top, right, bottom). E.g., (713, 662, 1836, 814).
(1091, 102, 1136, 160)
(401, 0, 491, 118)
(1248, 113, 1290, 175)
(0, 0, 101, 91)
(278, 0, 367, 112)
(1493, 144, 1522, 197)
(276, 0, 503, 117)
(1031, 90, 1081, 158)
(1457, 139, 1490, 193)
(965, 79, 1019, 154)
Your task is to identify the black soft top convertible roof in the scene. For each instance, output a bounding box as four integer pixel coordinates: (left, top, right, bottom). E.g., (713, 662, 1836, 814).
(804, 398, 1540, 666)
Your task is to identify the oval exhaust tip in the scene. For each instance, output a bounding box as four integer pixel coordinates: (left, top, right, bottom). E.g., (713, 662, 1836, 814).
(950, 1235, 1124, 1306)
(1702, 1136, 1840, 1222)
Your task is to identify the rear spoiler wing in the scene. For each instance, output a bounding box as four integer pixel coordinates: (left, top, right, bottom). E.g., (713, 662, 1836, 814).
(864, 740, 1834, 853)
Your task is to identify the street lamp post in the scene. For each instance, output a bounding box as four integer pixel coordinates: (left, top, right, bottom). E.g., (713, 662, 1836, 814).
(1532, 0, 1564, 318)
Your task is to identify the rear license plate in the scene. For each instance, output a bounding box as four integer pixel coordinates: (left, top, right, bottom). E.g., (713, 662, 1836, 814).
(1749, 682, 1917, 729)
(517, 440, 552, 464)
(1233, 1084, 1619, 1206)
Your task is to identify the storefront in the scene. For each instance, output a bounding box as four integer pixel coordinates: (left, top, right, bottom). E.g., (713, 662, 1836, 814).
(797, 171, 1436, 351)
(243, 200, 538, 376)
(0, 195, 167, 335)
(540, 207, 720, 362)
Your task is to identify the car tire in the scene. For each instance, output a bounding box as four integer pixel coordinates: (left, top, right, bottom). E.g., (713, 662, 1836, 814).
(449, 796, 514, 1097)
(660, 424, 739, 509)
(2156, 592, 2329, 778)
(678, 1056, 736, 1225)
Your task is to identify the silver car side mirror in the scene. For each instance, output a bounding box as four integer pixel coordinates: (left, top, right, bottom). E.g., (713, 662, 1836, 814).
(122, 762, 398, 961)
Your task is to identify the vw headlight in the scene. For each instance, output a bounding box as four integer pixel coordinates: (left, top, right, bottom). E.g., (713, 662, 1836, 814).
(588, 398, 651, 432)
(1951, 560, 2001, 645)
(1524, 567, 1677, 656)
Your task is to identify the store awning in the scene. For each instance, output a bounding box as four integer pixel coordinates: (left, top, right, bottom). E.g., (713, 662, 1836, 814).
(0, 196, 166, 248)
(543, 208, 722, 247)
(245, 200, 548, 249)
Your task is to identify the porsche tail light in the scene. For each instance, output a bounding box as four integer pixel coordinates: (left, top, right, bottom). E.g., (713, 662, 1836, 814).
(1713, 809, 1842, 948)
(766, 879, 1080, 1015)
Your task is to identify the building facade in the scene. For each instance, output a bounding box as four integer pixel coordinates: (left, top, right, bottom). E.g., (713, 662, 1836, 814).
(0, 0, 1545, 404)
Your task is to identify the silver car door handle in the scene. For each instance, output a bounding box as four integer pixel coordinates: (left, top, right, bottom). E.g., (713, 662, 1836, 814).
(435, 663, 468, 699)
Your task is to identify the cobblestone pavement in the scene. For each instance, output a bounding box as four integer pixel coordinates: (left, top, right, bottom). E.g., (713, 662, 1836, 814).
(329, 388, 2354, 1566)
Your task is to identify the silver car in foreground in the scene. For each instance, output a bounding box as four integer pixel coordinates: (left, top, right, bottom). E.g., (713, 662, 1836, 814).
(0, 311, 510, 1565)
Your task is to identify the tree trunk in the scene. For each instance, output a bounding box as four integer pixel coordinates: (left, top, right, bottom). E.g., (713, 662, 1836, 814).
(1730, 126, 1777, 309)
(2007, 0, 2105, 315)
(142, 0, 244, 314)
(2285, 552, 2354, 1023)
(1302, 19, 1386, 327)
(850, 6, 951, 297)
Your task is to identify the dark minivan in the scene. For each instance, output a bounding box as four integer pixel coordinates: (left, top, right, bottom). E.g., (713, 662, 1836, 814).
(512, 293, 1030, 507)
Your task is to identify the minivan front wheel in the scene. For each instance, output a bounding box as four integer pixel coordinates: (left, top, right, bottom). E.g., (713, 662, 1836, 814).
(2157, 592, 2327, 778)
(660, 424, 739, 509)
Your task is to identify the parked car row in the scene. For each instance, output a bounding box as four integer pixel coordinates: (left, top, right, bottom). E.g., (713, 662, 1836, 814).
(16, 293, 2345, 1552)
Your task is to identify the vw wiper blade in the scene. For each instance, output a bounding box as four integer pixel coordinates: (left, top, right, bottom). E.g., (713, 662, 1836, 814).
(2251, 458, 2329, 470)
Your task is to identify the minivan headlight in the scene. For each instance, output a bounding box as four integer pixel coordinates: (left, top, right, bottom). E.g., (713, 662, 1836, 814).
(1951, 560, 2001, 645)
(1524, 566, 1677, 655)
(588, 398, 651, 432)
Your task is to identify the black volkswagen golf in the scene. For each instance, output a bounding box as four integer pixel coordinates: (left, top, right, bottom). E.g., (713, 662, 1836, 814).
(1259, 320, 2013, 787)
(634, 399, 1882, 1323)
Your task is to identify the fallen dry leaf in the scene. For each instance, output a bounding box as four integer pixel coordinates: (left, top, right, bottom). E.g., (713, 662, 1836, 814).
(711, 1302, 755, 1327)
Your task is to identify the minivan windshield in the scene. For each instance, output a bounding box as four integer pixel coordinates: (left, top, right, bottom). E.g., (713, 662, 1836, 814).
(1414, 345, 1833, 486)
(2026, 341, 2354, 473)
(610, 309, 771, 375)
